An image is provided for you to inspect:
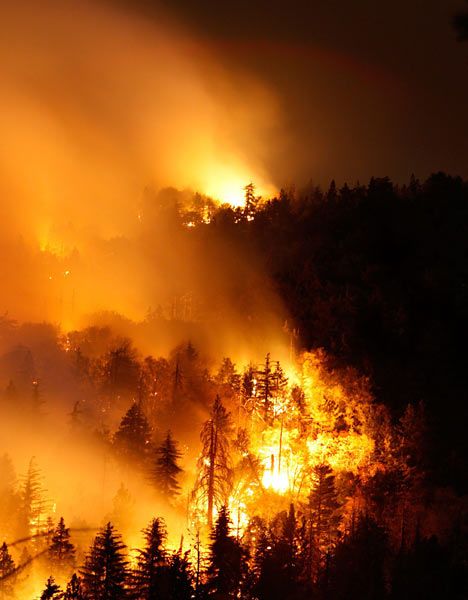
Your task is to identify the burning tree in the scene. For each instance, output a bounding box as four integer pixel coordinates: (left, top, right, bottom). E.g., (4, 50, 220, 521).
(17, 457, 49, 541)
(205, 506, 245, 599)
(193, 395, 233, 528)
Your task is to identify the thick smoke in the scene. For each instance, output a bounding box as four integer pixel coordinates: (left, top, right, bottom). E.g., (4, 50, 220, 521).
(0, 0, 288, 359)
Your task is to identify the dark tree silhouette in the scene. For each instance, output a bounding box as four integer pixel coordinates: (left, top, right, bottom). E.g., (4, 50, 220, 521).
(48, 517, 75, 571)
(63, 574, 86, 599)
(165, 550, 193, 600)
(80, 522, 129, 599)
(0, 542, 16, 598)
(151, 431, 183, 499)
(40, 576, 61, 599)
(307, 464, 341, 573)
(131, 518, 167, 598)
(113, 402, 152, 465)
(206, 506, 245, 600)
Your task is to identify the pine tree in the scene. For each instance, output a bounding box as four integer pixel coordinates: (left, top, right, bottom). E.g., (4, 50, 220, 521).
(17, 457, 48, 540)
(194, 396, 233, 527)
(49, 517, 75, 572)
(166, 550, 193, 600)
(113, 402, 152, 465)
(256, 353, 273, 421)
(131, 518, 167, 598)
(307, 464, 341, 578)
(63, 573, 85, 599)
(206, 506, 244, 599)
(40, 576, 61, 599)
(254, 507, 301, 600)
(80, 522, 129, 599)
(0, 542, 16, 598)
(255, 354, 287, 423)
(151, 431, 183, 499)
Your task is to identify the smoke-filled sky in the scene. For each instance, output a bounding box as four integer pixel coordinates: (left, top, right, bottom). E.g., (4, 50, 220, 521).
(128, 0, 468, 185)
(0, 0, 467, 342)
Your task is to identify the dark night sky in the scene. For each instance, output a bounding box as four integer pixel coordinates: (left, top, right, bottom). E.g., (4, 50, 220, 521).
(123, 0, 468, 187)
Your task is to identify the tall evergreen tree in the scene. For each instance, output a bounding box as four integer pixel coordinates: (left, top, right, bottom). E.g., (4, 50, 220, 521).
(48, 517, 75, 572)
(206, 506, 244, 600)
(165, 550, 193, 600)
(0, 542, 16, 599)
(194, 396, 233, 527)
(131, 518, 167, 599)
(80, 522, 129, 600)
(151, 431, 183, 499)
(17, 457, 48, 540)
(113, 402, 152, 465)
(307, 464, 341, 578)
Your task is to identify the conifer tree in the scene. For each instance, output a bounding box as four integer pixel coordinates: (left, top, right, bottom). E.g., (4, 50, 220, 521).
(165, 550, 193, 600)
(255, 355, 287, 422)
(40, 576, 61, 599)
(80, 522, 129, 599)
(206, 506, 244, 600)
(151, 431, 183, 499)
(194, 396, 233, 527)
(307, 464, 341, 577)
(49, 517, 75, 572)
(63, 573, 85, 600)
(0, 542, 16, 599)
(17, 457, 48, 539)
(113, 402, 152, 465)
(254, 507, 301, 600)
(130, 518, 167, 598)
(256, 353, 273, 421)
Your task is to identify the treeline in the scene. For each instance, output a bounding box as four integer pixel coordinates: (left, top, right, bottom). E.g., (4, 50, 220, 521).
(1, 504, 465, 599)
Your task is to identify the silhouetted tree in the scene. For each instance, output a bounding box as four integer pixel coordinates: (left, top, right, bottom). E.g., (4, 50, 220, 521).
(131, 518, 167, 598)
(307, 464, 341, 577)
(113, 402, 152, 465)
(0, 542, 15, 598)
(63, 574, 85, 600)
(40, 576, 61, 599)
(81, 522, 129, 599)
(165, 550, 193, 600)
(205, 506, 245, 599)
(48, 517, 75, 572)
(151, 431, 183, 499)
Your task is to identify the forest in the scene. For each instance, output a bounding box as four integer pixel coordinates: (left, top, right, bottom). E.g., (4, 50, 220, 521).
(0, 174, 467, 599)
